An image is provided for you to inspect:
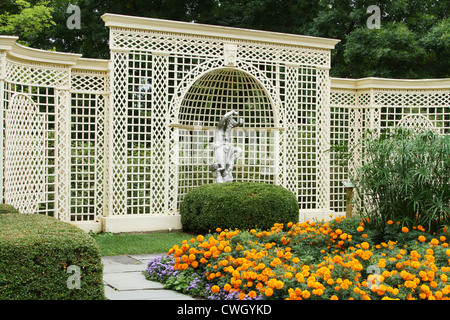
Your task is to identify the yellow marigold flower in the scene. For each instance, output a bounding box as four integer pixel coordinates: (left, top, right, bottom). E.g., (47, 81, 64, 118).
(357, 226, 364, 232)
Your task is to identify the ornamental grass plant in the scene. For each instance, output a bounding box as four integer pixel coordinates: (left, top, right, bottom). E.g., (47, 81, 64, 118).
(354, 128, 450, 238)
(145, 215, 450, 300)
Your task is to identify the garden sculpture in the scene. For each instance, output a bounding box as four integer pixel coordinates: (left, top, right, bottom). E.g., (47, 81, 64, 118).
(210, 110, 244, 183)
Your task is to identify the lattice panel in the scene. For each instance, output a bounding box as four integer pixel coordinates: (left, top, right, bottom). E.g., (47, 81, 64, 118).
(329, 105, 351, 213)
(147, 53, 169, 215)
(283, 66, 299, 200)
(238, 44, 329, 68)
(397, 114, 437, 132)
(71, 70, 108, 93)
(376, 90, 450, 134)
(110, 51, 129, 215)
(70, 93, 100, 221)
(112, 29, 223, 58)
(329, 89, 356, 213)
(4, 93, 45, 214)
(6, 59, 69, 88)
(178, 69, 275, 128)
(315, 68, 330, 210)
(297, 67, 318, 210)
(3, 83, 56, 217)
(56, 89, 71, 221)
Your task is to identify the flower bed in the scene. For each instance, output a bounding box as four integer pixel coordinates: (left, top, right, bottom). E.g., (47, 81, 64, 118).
(144, 215, 450, 300)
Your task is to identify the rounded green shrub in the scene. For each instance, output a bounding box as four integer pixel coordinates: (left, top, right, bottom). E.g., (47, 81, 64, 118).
(0, 213, 105, 300)
(180, 182, 299, 233)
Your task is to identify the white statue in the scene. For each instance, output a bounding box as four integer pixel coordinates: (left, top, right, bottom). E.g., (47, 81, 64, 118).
(210, 110, 244, 183)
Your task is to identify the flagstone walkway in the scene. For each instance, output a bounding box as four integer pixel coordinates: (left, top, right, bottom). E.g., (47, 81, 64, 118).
(102, 254, 194, 300)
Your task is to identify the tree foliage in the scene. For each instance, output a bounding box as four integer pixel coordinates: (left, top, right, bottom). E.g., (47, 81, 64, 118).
(0, 0, 449, 78)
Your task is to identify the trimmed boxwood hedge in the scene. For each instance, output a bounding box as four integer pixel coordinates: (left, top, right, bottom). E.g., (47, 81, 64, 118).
(180, 182, 299, 233)
(0, 213, 105, 300)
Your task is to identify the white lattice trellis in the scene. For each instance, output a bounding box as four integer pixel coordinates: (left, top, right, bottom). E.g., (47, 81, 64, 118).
(1, 18, 449, 232)
(4, 93, 45, 213)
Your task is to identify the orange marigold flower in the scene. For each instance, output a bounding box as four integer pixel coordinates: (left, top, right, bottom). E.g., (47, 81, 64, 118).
(430, 238, 439, 246)
(402, 227, 409, 233)
(387, 220, 393, 225)
(357, 226, 364, 232)
(211, 285, 220, 294)
(265, 288, 274, 297)
(275, 280, 284, 290)
(361, 242, 370, 250)
(301, 290, 311, 299)
(418, 236, 426, 242)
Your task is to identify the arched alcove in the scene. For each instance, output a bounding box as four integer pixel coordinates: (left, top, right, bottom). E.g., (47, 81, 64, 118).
(176, 68, 279, 207)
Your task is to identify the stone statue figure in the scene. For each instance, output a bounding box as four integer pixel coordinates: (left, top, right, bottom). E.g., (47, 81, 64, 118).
(210, 110, 244, 183)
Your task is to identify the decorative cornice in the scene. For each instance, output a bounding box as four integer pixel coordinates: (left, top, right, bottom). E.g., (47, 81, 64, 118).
(102, 13, 340, 50)
(331, 77, 450, 90)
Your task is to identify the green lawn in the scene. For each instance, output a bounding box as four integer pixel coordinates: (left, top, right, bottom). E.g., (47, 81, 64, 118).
(91, 231, 193, 256)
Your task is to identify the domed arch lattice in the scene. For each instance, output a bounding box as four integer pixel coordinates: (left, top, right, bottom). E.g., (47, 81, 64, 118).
(175, 67, 280, 206)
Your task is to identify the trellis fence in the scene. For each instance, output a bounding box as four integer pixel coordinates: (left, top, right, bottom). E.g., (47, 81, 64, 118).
(0, 15, 449, 232)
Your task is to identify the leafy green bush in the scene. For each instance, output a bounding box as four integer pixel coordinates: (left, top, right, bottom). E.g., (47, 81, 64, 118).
(180, 182, 299, 233)
(0, 213, 105, 300)
(0, 204, 19, 214)
(354, 128, 450, 237)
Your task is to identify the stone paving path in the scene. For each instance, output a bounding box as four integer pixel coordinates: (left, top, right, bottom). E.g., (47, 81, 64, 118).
(102, 254, 194, 300)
